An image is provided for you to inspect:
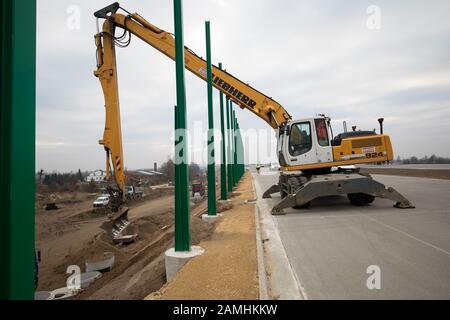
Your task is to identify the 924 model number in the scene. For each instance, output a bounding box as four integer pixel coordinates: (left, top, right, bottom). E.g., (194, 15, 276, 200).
(365, 152, 384, 158)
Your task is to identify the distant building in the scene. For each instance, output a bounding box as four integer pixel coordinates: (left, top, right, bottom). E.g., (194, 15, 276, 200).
(126, 169, 164, 186)
(86, 170, 107, 183)
(136, 170, 164, 177)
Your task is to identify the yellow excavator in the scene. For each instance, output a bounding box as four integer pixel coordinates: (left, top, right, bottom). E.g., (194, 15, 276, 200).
(94, 3, 414, 216)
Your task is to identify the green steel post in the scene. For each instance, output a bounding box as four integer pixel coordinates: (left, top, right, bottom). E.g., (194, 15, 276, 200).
(218, 63, 227, 200)
(173, 0, 190, 251)
(230, 102, 236, 187)
(174, 105, 181, 241)
(231, 110, 235, 185)
(237, 123, 244, 179)
(226, 98, 233, 193)
(205, 21, 217, 215)
(237, 118, 241, 181)
(0, 0, 36, 300)
(243, 134, 245, 176)
(236, 121, 241, 180)
(233, 111, 239, 184)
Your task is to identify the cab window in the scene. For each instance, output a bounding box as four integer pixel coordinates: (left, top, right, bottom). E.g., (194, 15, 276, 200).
(277, 133, 282, 158)
(315, 118, 329, 147)
(289, 122, 312, 156)
(277, 132, 283, 154)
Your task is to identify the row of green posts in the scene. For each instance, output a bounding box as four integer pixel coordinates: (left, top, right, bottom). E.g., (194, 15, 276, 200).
(173, 0, 245, 253)
(0, 0, 246, 299)
(223, 97, 246, 197)
(206, 23, 245, 214)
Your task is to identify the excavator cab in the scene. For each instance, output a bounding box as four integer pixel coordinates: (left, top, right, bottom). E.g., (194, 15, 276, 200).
(267, 116, 414, 214)
(278, 117, 333, 169)
(278, 116, 394, 172)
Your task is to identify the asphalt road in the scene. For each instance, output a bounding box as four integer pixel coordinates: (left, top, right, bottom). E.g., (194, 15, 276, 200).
(359, 164, 450, 170)
(253, 169, 450, 299)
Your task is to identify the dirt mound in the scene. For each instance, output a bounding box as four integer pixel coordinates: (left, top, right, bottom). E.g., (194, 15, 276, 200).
(217, 202, 233, 213)
(191, 216, 215, 244)
(77, 215, 216, 299)
(35, 183, 218, 300)
(40, 209, 216, 299)
(137, 211, 173, 234)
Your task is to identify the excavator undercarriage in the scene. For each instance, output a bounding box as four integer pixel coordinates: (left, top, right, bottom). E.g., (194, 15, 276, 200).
(263, 167, 415, 215)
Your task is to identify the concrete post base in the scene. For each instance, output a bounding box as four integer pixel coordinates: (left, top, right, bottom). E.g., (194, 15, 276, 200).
(201, 214, 222, 223)
(164, 246, 204, 282)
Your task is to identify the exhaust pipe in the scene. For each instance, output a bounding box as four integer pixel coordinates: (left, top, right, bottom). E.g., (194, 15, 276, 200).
(378, 118, 384, 134)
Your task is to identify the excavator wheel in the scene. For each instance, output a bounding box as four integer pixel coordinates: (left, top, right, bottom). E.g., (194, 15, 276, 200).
(278, 175, 288, 199)
(288, 177, 311, 209)
(294, 202, 311, 209)
(347, 193, 375, 206)
(287, 177, 300, 193)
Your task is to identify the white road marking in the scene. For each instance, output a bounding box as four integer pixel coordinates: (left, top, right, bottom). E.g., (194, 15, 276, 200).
(275, 209, 445, 220)
(365, 215, 450, 257)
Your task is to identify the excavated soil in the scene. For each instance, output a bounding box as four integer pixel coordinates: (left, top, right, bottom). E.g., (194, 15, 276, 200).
(36, 181, 235, 299)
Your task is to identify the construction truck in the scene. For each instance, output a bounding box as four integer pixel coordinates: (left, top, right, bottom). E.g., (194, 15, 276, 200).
(93, 3, 414, 215)
(125, 185, 143, 200)
(191, 181, 206, 197)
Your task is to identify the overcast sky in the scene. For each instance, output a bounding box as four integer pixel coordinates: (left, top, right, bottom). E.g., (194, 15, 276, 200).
(36, 0, 450, 172)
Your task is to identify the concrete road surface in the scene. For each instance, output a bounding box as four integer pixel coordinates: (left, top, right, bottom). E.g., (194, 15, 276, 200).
(359, 164, 450, 170)
(254, 169, 450, 299)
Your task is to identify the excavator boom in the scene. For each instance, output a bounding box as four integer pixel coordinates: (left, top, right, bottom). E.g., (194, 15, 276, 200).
(95, 4, 291, 129)
(94, 2, 291, 193)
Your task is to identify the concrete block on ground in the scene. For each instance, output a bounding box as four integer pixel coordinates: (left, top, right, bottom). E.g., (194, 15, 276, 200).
(201, 214, 222, 223)
(165, 246, 204, 282)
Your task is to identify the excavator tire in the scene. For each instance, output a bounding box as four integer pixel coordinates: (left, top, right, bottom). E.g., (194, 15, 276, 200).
(288, 177, 311, 209)
(279, 175, 288, 199)
(347, 193, 375, 206)
(287, 177, 300, 193)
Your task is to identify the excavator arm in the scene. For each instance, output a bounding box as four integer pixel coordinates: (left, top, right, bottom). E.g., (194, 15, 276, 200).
(94, 2, 291, 193)
(95, 17, 125, 194)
